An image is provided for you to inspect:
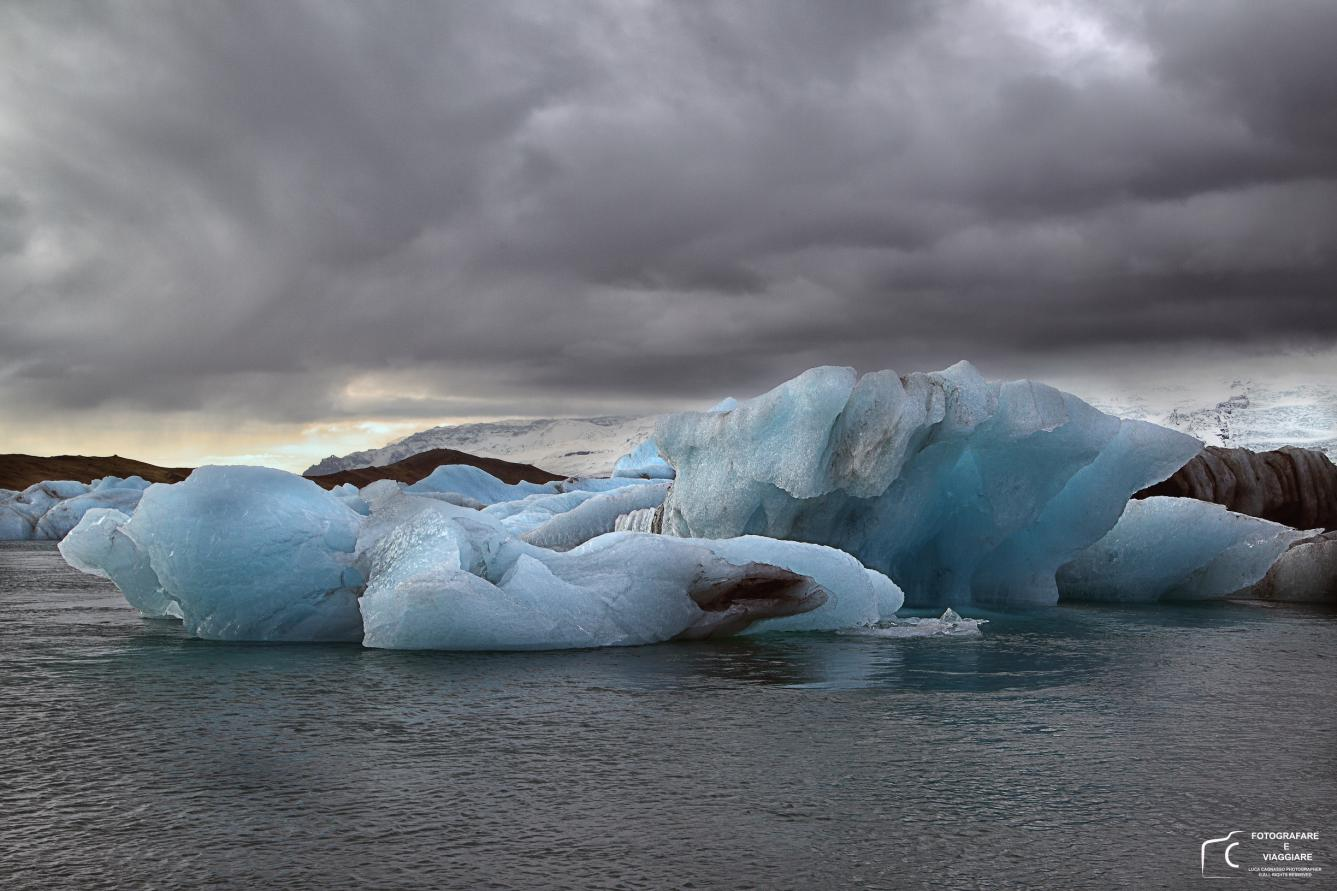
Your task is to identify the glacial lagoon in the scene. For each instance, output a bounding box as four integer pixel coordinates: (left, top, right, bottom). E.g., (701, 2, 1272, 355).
(3, 541, 1334, 889)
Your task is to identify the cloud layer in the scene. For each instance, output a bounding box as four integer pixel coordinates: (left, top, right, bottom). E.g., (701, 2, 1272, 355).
(2, 0, 1335, 462)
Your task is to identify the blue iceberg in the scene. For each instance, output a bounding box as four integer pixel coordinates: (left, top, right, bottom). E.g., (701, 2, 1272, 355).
(657, 363, 1204, 608)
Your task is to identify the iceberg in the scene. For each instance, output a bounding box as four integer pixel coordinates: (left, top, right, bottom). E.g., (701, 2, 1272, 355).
(405, 463, 660, 506)
(1055, 496, 1312, 602)
(34, 488, 146, 540)
(657, 364, 1203, 609)
(356, 492, 833, 650)
(1, 478, 151, 541)
(73, 467, 367, 641)
(60, 469, 899, 648)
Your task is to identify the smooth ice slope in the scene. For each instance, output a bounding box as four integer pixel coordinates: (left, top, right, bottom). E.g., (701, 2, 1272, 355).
(1056, 497, 1310, 602)
(657, 363, 1204, 608)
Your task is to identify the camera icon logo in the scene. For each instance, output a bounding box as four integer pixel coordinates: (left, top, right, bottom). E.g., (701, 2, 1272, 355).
(1201, 831, 1245, 878)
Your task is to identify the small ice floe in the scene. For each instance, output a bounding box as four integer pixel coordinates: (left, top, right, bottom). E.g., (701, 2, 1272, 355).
(840, 608, 987, 639)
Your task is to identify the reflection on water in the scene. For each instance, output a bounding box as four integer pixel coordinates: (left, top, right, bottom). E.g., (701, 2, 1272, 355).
(3, 542, 1335, 890)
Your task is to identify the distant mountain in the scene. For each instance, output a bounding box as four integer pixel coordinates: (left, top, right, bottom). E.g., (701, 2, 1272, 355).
(304, 447, 562, 488)
(305, 380, 1337, 482)
(0, 454, 192, 491)
(304, 415, 661, 479)
(1088, 382, 1337, 459)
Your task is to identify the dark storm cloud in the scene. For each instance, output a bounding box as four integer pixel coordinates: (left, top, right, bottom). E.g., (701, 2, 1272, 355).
(2, 0, 1336, 424)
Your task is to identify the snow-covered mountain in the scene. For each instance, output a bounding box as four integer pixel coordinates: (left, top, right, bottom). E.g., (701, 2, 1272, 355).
(1086, 381, 1337, 458)
(305, 415, 661, 479)
(308, 377, 1337, 482)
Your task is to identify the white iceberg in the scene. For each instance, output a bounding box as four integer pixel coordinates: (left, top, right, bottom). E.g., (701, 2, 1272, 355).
(357, 493, 835, 650)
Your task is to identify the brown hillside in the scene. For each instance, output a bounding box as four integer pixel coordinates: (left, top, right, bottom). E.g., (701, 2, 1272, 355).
(0, 454, 193, 491)
(304, 448, 564, 489)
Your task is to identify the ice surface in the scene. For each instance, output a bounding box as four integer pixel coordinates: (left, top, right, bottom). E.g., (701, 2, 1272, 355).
(1056, 497, 1310, 602)
(841, 608, 988, 639)
(658, 363, 1203, 609)
(34, 488, 145, 540)
(675, 535, 901, 633)
(357, 493, 834, 650)
(91, 475, 152, 492)
(612, 437, 676, 479)
(483, 490, 602, 534)
(522, 482, 671, 551)
(405, 463, 659, 506)
(614, 506, 659, 534)
(58, 508, 179, 618)
(0, 477, 153, 541)
(65, 467, 366, 641)
(404, 464, 555, 504)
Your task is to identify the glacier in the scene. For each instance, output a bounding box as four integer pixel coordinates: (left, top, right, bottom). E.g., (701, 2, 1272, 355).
(656, 363, 1206, 609)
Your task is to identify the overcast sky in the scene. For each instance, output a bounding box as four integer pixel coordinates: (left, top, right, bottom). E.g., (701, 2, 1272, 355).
(2, 0, 1335, 469)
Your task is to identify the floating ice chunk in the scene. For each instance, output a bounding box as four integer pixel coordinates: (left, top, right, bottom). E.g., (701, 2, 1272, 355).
(522, 482, 671, 551)
(612, 437, 676, 479)
(33, 480, 91, 500)
(658, 363, 1202, 609)
(94, 467, 367, 641)
(404, 465, 553, 505)
(91, 475, 152, 492)
(1056, 497, 1311, 602)
(58, 509, 179, 618)
(358, 500, 828, 650)
(0, 501, 35, 540)
(34, 488, 144, 540)
(405, 463, 659, 506)
(843, 608, 988, 639)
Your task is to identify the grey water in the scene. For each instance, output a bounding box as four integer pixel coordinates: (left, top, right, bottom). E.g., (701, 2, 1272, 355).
(2, 542, 1334, 890)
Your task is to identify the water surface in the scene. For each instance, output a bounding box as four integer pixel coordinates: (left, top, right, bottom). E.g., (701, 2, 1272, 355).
(2, 542, 1334, 889)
